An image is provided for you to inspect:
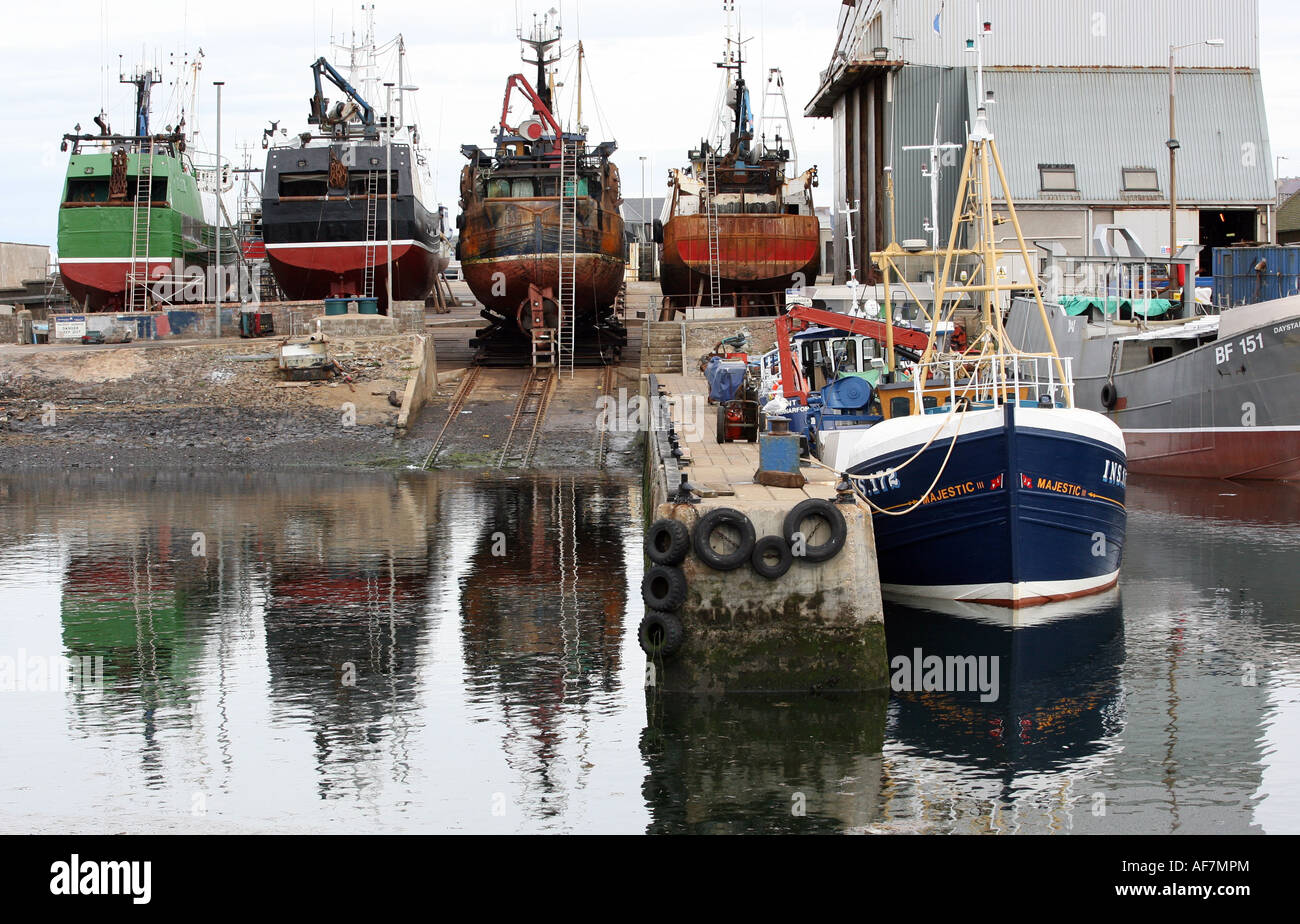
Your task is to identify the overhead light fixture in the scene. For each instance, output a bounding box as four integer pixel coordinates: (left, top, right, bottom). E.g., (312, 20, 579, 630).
(872, 46, 889, 61)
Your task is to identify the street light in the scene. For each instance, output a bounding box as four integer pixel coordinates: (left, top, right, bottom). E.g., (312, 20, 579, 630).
(1168, 38, 1224, 268)
(385, 81, 395, 311)
(639, 155, 647, 241)
(213, 80, 224, 336)
(1277, 154, 1290, 210)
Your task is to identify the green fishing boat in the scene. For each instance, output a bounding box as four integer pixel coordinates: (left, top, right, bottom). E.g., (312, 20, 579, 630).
(56, 64, 219, 311)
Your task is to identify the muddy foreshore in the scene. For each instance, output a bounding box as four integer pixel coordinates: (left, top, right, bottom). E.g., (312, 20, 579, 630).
(0, 338, 643, 473)
(0, 405, 422, 470)
(0, 337, 431, 471)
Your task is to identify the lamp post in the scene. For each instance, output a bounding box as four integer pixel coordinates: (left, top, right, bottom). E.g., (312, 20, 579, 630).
(214, 80, 224, 335)
(1277, 154, 1290, 209)
(1168, 38, 1223, 266)
(384, 82, 395, 311)
(639, 155, 647, 240)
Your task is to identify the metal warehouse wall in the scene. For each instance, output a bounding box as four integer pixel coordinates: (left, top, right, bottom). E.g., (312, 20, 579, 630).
(836, 0, 1258, 70)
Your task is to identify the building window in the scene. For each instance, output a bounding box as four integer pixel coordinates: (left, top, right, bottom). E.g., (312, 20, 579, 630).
(1123, 167, 1160, 192)
(1039, 164, 1077, 192)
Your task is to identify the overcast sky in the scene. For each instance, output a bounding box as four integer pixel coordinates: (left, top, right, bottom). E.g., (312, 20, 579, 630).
(3, 0, 1297, 255)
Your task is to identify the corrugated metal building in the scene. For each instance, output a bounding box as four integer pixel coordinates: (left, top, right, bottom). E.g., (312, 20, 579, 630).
(807, 0, 1275, 280)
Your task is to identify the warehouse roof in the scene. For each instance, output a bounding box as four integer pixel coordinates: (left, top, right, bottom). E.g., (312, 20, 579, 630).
(969, 67, 1274, 205)
(1279, 189, 1300, 235)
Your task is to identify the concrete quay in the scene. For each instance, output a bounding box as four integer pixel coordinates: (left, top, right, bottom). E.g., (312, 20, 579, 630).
(643, 369, 887, 694)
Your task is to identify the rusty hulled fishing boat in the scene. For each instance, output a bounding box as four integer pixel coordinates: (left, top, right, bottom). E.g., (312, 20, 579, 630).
(657, 8, 819, 318)
(457, 15, 625, 360)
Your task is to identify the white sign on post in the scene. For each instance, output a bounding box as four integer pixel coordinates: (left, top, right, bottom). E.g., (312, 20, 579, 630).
(53, 315, 87, 339)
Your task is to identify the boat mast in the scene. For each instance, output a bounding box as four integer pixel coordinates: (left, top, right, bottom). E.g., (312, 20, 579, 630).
(576, 41, 584, 134)
(119, 60, 161, 141)
(918, 2, 1071, 394)
(519, 11, 561, 119)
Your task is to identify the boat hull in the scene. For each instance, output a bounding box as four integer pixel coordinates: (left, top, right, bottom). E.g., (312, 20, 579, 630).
(458, 196, 625, 332)
(57, 148, 211, 311)
(821, 404, 1127, 608)
(263, 239, 439, 304)
(660, 213, 820, 312)
(1007, 297, 1300, 481)
(261, 142, 444, 309)
(58, 257, 175, 311)
(260, 198, 440, 306)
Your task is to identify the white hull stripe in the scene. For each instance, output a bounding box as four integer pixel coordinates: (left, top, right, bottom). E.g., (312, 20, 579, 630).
(882, 569, 1121, 606)
(58, 257, 174, 264)
(265, 239, 436, 254)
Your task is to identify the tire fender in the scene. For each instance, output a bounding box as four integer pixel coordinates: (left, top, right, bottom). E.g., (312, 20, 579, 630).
(782, 498, 848, 563)
(751, 535, 793, 579)
(692, 507, 757, 571)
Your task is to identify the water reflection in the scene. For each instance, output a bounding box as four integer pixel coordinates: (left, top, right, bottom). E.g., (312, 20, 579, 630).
(0, 470, 1297, 832)
(640, 691, 887, 833)
(886, 591, 1125, 773)
(459, 477, 629, 819)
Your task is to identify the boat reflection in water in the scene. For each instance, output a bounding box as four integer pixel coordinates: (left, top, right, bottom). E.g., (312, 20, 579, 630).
(879, 590, 1125, 832)
(259, 479, 440, 795)
(458, 477, 630, 818)
(640, 692, 887, 834)
(25, 471, 446, 804)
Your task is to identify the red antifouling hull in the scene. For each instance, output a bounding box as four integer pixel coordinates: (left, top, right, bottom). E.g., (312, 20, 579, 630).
(660, 212, 820, 300)
(1124, 428, 1300, 481)
(264, 241, 437, 307)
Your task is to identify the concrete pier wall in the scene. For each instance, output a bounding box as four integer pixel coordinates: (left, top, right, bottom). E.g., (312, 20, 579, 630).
(395, 334, 438, 434)
(644, 373, 888, 694)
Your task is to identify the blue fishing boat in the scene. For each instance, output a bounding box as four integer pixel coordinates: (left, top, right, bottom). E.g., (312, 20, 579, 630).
(820, 356, 1127, 606)
(810, 14, 1127, 607)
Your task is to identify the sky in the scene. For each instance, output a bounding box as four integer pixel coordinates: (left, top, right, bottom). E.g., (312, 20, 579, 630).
(3, 0, 1298, 255)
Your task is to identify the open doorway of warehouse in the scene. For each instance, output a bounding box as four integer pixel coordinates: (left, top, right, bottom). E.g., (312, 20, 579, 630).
(1199, 209, 1259, 274)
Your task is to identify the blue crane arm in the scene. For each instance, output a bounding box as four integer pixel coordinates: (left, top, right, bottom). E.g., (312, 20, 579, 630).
(310, 56, 376, 134)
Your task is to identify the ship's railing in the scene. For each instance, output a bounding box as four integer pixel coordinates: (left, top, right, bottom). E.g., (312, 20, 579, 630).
(1038, 248, 1203, 318)
(63, 136, 180, 157)
(913, 352, 1075, 411)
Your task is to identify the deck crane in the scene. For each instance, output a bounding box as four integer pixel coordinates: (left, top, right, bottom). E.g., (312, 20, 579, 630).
(308, 57, 378, 139)
(774, 302, 932, 404)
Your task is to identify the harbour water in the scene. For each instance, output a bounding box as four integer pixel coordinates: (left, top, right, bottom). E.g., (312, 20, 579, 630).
(0, 469, 1296, 834)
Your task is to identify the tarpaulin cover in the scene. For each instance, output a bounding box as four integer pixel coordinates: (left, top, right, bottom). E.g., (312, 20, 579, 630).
(1061, 295, 1171, 318)
(704, 356, 747, 403)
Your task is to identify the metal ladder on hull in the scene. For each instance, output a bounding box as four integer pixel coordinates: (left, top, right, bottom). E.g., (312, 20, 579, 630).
(554, 138, 578, 372)
(127, 146, 155, 312)
(704, 149, 721, 308)
(361, 169, 379, 299)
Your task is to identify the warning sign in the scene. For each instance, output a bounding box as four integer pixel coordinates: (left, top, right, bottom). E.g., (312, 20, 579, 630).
(53, 315, 87, 339)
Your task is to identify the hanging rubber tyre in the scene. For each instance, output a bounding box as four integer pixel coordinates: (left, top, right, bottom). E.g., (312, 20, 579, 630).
(642, 565, 687, 611)
(692, 507, 756, 571)
(782, 498, 848, 563)
(638, 610, 683, 658)
(751, 535, 793, 580)
(645, 518, 690, 566)
(1100, 381, 1118, 410)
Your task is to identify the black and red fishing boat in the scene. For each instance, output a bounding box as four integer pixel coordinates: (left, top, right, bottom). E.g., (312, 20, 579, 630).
(260, 18, 450, 312)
